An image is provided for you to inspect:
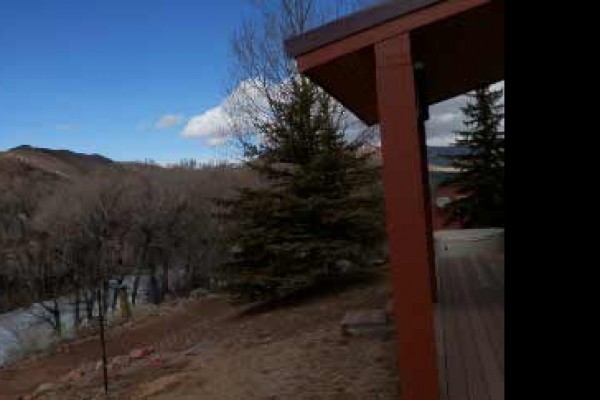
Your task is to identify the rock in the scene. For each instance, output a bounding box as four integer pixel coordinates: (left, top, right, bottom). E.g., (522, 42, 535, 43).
(108, 355, 131, 371)
(184, 341, 212, 356)
(340, 309, 392, 338)
(32, 382, 57, 397)
(147, 355, 165, 368)
(189, 288, 210, 300)
(59, 367, 86, 383)
(123, 320, 135, 329)
(130, 346, 155, 360)
(135, 373, 186, 398)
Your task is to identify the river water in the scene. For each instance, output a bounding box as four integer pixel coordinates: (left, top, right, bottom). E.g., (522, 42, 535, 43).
(0, 275, 158, 366)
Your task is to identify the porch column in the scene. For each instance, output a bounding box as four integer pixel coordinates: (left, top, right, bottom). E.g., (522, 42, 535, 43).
(375, 33, 440, 400)
(414, 65, 438, 303)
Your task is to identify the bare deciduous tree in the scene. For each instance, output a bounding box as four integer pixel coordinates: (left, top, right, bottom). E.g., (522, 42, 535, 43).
(226, 0, 378, 154)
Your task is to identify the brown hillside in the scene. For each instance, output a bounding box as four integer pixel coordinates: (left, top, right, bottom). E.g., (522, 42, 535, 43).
(0, 145, 115, 182)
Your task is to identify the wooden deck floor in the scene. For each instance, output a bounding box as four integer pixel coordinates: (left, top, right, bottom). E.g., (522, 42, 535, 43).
(434, 253, 505, 400)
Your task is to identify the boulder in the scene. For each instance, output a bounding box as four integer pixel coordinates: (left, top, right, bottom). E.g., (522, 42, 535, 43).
(189, 288, 210, 300)
(135, 373, 187, 398)
(59, 367, 86, 383)
(108, 355, 131, 371)
(147, 355, 165, 368)
(129, 346, 155, 360)
(32, 382, 57, 397)
(340, 309, 392, 338)
(184, 341, 212, 356)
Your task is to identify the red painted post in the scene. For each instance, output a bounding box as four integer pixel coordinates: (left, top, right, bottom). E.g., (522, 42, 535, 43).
(415, 67, 438, 303)
(375, 33, 440, 400)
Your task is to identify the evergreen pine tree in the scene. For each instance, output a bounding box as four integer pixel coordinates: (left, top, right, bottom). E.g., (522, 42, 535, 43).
(218, 77, 384, 302)
(441, 84, 504, 228)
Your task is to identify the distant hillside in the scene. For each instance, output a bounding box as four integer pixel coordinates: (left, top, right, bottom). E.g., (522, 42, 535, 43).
(426, 146, 469, 191)
(426, 146, 469, 168)
(0, 146, 120, 218)
(1, 144, 468, 186)
(0, 145, 114, 181)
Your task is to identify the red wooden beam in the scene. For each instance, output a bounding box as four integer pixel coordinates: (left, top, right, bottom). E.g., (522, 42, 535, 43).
(297, 0, 490, 73)
(375, 33, 440, 400)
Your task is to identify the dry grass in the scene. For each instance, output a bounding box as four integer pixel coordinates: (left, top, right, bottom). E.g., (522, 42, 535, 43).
(3, 272, 399, 400)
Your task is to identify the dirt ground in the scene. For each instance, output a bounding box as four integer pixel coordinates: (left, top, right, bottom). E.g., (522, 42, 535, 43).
(0, 274, 399, 400)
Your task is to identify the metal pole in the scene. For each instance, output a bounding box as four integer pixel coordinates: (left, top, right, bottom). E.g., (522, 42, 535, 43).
(97, 286, 108, 394)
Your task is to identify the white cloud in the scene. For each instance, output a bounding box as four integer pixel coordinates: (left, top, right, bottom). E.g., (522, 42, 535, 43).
(181, 107, 229, 138)
(434, 112, 459, 124)
(179, 79, 267, 147)
(181, 79, 503, 150)
(427, 134, 456, 147)
(180, 78, 372, 147)
(155, 114, 184, 130)
(425, 95, 465, 146)
(425, 81, 505, 146)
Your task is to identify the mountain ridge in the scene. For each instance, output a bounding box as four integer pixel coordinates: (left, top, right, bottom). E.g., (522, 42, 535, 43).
(1, 145, 115, 180)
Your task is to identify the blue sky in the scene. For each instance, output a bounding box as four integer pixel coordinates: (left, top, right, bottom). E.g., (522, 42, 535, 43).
(0, 0, 501, 163)
(0, 0, 256, 163)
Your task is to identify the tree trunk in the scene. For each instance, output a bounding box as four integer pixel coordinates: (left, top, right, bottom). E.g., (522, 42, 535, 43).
(102, 280, 109, 315)
(84, 290, 94, 320)
(97, 287, 109, 394)
(131, 275, 140, 305)
(186, 250, 194, 293)
(53, 299, 62, 336)
(74, 288, 80, 329)
(161, 257, 169, 297)
(133, 237, 151, 305)
(118, 287, 132, 320)
(148, 276, 161, 305)
(111, 278, 122, 311)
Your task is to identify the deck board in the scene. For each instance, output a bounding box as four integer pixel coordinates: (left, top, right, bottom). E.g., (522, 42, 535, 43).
(435, 254, 504, 400)
(438, 258, 470, 400)
(465, 256, 504, 372)
(447, 257, 490, 400)
(456, 257, 504, 400)
(434, 309, 449, 400)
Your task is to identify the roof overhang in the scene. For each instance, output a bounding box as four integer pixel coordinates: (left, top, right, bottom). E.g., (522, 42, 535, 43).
(284, 0, 504, 125)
